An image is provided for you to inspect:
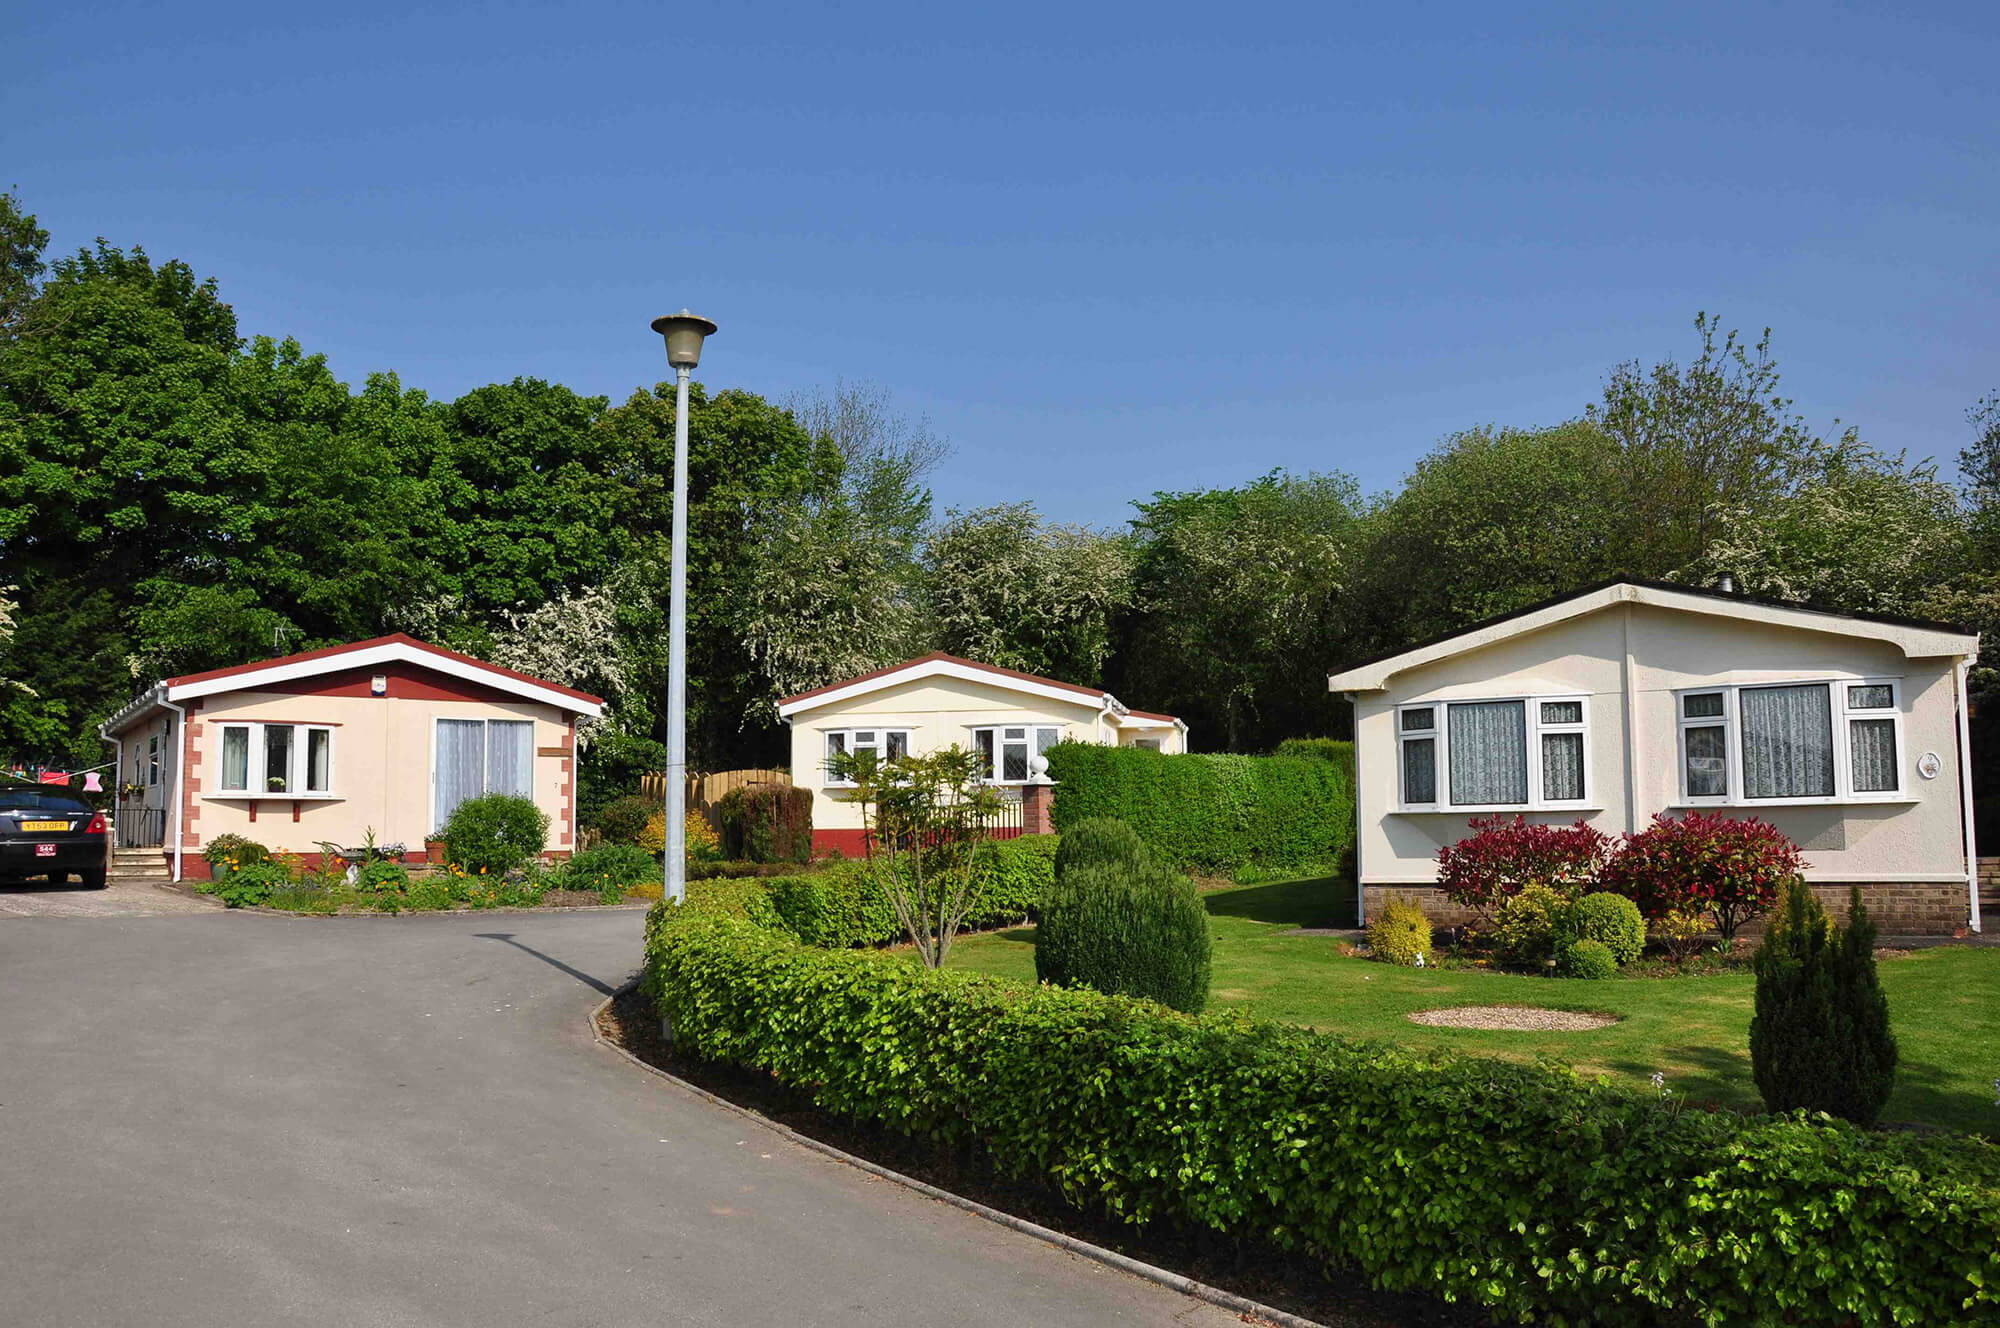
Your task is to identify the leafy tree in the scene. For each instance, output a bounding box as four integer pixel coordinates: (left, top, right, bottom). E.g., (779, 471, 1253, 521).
(0, 190, 49, 338)
(925, 501, 1134, 685)
(1589, 313, 1829, 575)
(1118, 472, 1360, 751)
(824, 743, 1006, 967)
(739, 384, 936, 718)
(1350, 423, 1626, 648)
(1686, 440, 1967, 616)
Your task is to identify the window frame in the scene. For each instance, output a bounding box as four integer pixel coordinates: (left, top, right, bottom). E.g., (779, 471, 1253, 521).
(429, 716, 536, 831)
(820, 727, 912, 787)
(968, 723, 1065, 785)
(1673, 676, 1907, 807)
(212, 721, 338, 798)
(1392, 693, 1593, 814)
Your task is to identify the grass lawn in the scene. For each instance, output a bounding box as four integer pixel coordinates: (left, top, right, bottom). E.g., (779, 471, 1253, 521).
(943, 875, 2000, 1137)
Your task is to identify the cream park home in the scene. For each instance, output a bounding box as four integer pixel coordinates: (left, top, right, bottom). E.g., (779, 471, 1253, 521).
(100, 635, 604, 880)
(1327, 579, 1981, 936)
(777, 652, 1186, 856)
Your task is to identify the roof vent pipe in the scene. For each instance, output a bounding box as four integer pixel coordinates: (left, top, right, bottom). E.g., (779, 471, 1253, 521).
(1717, 573, 1736, 595)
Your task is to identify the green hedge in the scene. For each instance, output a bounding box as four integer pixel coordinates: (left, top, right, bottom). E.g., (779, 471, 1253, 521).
(643, 913, 2000, 1325)
(1274, 737, 1354, 765)
(1044, 743, 1352, 874)
(761, 835, 1057, 948)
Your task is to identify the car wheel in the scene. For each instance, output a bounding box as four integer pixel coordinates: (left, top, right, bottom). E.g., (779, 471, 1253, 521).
(79, 869, 106, 890)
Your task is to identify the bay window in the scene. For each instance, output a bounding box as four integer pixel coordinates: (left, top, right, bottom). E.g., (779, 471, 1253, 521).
(215, 722, 335, 796)
(1678, 678, 1904, 805)
(1396, 695, 1590, 811)
(822, 728, 910, 786)
(971, 724, 1063, 784)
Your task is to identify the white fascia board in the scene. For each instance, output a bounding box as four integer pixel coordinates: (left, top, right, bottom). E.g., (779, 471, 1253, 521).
(165, 643, 604, 717)
(1112, 714, 1180, 729)
(777, 660, 1106, 718)
(101, 685, 169, 737)
(1328, 584, 1979, 693)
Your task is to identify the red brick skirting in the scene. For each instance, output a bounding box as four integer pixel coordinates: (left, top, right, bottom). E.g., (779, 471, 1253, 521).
(1363, 882, 1970, 936)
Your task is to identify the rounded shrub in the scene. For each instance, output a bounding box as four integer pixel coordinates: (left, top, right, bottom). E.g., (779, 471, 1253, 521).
(1490, 882, 1572, 964)
(1036, 859, 1211, 1013)
(1570, 892, 1645, 965)
(440, 794, 549, 875)
(1052, 817, 1149, 881)
(1555, 937, 1618, 980)
(594, 795, 654, 845)
(1367, 899, 1432, 966)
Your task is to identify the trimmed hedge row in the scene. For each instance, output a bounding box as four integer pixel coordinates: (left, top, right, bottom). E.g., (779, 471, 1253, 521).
(643, 914, 2000, 1325)
(676, 835, 1057, 949)
(1044, 742, 1352, 874)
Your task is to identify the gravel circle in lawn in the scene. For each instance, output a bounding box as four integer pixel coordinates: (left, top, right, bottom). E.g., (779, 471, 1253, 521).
(1407, 1005, 1620, 1031)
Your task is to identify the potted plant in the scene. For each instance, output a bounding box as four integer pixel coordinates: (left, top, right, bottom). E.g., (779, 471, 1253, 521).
(266, 775, 287, 793)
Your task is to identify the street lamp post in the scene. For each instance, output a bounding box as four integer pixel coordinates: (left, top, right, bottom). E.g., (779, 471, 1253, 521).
(650, 310, 717, 904)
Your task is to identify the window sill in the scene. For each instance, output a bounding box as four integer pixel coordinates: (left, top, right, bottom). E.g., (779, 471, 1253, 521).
(1393, 805, 1605, 816)
(206, 792, 345, 801)
(1669, 796, 1919, 810)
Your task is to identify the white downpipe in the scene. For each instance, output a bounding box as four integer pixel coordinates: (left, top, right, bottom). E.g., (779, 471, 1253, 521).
(663, 365, 691, 904)
(162, 696, 186, 882)
(1957, 658, 1981, 933)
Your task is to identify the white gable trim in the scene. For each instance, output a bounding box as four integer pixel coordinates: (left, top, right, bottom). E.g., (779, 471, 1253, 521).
(777, 659, 1109, 719)
(165, 642, 604, 717)
(1328, 584, 1979, 694)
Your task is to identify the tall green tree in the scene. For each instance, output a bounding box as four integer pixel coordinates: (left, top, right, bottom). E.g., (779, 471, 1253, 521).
(0, 191, 50, 337)
(1349, 422, 1627, 649)
(1117, 472, 1361, 751)
(924, 502, 1134, 688)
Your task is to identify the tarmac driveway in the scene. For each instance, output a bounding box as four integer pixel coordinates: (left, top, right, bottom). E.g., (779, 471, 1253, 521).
(0, 877, 219, 918)
(0, 907, 1237, 1327)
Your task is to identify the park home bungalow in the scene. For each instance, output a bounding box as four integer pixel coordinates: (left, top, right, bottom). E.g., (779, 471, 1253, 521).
(99, 635, 603, 880)
(777, 653, 1186, 856)
(1327, 580, 1981, 935)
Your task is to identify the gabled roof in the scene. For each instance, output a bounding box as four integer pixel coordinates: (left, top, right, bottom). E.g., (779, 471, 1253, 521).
(104, 635, 603, 734)
(1327, 579, 1979, 694)
(775, 652, 1184, 730)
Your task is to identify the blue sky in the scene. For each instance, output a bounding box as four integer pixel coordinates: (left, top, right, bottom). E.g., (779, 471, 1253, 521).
(6, 1, 1996, 524)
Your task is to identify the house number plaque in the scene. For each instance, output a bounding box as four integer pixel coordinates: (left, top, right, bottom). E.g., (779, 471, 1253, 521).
(1916, 752, 1943, 780)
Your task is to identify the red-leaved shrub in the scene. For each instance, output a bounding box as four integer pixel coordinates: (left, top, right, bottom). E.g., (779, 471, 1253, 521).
(1435, 816, 1612, 915)
(1599, 812, 1801, 940)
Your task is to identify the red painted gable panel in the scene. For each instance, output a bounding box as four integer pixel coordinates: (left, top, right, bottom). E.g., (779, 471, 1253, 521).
(261, 661, 533, 706)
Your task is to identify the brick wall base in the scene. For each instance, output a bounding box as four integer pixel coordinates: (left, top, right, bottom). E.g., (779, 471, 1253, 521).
(1364, 881, 1970, 937)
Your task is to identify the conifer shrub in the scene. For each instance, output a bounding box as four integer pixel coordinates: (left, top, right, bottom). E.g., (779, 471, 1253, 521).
(1036, 859, 1212, 1013)
(1366, 899, 1432, 966)
(1751, 882, 1899, 1126)
(1555, 937, 1618, 980)
(1570, 891, 1646, 965)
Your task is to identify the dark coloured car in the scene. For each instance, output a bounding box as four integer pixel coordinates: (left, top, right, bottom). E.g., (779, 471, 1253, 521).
(0, 781, 107, 887)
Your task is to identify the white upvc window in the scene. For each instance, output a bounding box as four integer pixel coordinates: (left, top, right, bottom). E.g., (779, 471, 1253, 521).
(1676, 677, 1905, 806)
(432, 717, 534, 830)
(822, 728, 911, 786)
(1394, 695, 1592, 813)
(970, 724, 1064, 784)
(216, 722, 335, 796)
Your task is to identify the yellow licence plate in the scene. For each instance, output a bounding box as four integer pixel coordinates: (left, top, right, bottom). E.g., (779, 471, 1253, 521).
(19, 820, 69, 832)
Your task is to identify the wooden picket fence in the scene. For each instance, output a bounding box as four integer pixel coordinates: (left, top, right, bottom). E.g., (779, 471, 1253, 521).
(640, 768, 793, 829)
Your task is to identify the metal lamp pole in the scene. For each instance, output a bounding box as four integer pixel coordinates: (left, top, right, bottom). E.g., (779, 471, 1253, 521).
(650, 310, 717, 904)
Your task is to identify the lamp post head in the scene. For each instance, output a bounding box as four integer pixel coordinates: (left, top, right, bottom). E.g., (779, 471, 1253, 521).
(650, 310, 718, 369)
